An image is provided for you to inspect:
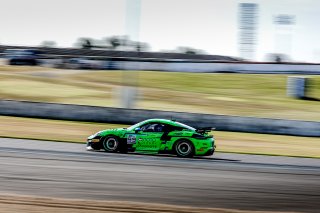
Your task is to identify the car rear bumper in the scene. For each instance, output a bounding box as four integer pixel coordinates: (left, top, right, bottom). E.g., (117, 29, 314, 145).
(197, 144, 216, 156)
(203, 148, 215, 156)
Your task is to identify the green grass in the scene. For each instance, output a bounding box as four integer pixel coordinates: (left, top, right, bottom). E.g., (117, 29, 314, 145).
(0, 116, 319, 158)
(0, 65, 320, 121)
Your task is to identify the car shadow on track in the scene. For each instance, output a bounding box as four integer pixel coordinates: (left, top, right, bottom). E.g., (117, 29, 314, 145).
(94, 150, 240, 162)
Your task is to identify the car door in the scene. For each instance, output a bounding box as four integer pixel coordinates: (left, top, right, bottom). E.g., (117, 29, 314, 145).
(135, 123, 166, 152)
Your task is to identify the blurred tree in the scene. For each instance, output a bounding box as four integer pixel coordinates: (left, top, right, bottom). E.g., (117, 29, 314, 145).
(275, 55, 282, 63)
(185, 49, 197, 55)
(74, 38, 94, 49)
(176, 46, 205, 55)
(105, 35, 130, 50)
(73, 36, 151, 52)
(265, 53, 290, 63)
(136, 43, 142, 52)
(133, 41, 150, 52)
(40, 41, 57, 48)
(82, 39, 93, 49)
(108, 36, 121, 50)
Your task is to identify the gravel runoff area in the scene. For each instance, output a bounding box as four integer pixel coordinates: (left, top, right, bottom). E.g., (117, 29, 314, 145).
(0, 195, 291, 213)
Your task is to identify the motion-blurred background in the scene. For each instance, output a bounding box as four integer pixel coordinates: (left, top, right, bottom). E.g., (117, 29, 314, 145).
(0, 0, 319, 157)
(0, 1, 320, 212)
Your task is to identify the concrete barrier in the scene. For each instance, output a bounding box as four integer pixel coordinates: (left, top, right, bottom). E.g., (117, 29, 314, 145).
(287, 76, 309, 99)
(41, 59, 320, 74)
(0, 100, 319, 137)
(116, 61, 320, 74)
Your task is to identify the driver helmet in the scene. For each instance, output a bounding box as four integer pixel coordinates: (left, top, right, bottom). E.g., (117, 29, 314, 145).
(154, 124, 163, 132)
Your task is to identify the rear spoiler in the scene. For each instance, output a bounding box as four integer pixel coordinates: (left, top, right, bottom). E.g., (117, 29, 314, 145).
(196, 127, 215, 134)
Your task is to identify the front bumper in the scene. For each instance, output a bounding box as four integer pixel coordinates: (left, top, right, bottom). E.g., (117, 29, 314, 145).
(86, 138, 100, 145)
(86, 137, 101, 150)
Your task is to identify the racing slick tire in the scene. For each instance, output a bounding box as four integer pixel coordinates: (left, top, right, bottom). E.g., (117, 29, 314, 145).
(102, 136, 120, 153)
(174, 140, 194, 158)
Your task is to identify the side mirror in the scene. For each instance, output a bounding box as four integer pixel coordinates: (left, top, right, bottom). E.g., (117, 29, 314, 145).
(134, 127, 141, 133)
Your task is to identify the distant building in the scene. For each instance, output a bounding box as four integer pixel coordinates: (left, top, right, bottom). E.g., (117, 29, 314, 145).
(273, 14, 295, 58)
(238, 3, 258, 60)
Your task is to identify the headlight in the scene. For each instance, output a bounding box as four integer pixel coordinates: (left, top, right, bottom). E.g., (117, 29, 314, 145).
(87, 134, 96, 140)
(88, 131, 101, 139)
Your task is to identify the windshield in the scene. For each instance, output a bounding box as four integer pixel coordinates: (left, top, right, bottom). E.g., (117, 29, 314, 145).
(127, 120, 195, 131)
(127, 121, 145, 131)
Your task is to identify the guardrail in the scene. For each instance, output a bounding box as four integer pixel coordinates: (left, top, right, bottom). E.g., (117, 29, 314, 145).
(112, 61, 320, 74)
(0, 100, 319, 137)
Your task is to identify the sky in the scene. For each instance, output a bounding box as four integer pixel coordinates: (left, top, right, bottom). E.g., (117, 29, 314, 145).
(0, 0, 320, 62)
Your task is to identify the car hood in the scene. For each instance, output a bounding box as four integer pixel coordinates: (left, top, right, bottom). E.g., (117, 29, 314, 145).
(88, 128, 127, 139)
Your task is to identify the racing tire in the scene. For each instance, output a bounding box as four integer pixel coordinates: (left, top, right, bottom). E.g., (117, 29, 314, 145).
(174, 140, 194, 158)
(102, 136, 120, 153)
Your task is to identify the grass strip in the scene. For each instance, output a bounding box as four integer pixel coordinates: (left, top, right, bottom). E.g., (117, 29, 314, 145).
(1, 66, 320, 121)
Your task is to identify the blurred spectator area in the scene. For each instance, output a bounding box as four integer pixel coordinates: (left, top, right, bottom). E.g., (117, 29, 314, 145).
(2, 45, 320, 65)
(0, 45, 240, 62)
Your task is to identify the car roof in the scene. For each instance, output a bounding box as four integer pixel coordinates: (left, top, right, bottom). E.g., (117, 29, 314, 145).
(143, 118, 174, 124)
(142, 119, 193, 129)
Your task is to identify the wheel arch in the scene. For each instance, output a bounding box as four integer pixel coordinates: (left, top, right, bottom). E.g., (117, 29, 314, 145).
(172, 138, 195, 154)
(100, 134, 127, 153)
(100, 134, 119, 141)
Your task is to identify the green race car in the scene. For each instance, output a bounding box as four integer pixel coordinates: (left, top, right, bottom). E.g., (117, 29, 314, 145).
(86, 119, 215, 157)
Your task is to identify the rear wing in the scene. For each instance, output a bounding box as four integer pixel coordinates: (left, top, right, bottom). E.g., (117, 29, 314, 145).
(196, 127, 215, 134)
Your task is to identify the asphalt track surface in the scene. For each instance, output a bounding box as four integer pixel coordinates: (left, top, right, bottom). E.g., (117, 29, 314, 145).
(0, 138, 319, 212)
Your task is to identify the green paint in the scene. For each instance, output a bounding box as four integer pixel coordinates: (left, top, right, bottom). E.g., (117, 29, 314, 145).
(88, 119, 215, 157)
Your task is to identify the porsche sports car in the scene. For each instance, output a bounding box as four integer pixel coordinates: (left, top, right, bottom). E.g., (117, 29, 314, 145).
(86, 119, 215, 157)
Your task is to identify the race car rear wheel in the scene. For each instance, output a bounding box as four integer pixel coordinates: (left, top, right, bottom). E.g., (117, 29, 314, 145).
(174, 140, 194, 158)
(102, 136, 119, 152)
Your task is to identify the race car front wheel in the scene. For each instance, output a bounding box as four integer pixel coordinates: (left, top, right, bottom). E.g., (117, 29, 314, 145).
(175, 140, 194, 158)
(102, 136, 119, 152)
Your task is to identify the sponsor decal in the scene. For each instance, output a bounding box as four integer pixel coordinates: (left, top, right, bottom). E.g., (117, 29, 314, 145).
(137, 138, 158, 149)
(127, 134, 137, 144)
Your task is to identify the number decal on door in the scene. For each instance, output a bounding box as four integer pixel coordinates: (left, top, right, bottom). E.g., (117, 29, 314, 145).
(127, 134, 136, 144)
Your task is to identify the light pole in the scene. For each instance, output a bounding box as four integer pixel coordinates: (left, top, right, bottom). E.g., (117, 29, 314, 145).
(119, 0, 141, 109)
(126, 0, 141, 43)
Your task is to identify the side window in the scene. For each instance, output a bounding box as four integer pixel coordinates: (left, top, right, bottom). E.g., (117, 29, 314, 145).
(140, 123, 152, 132)
(140, 123, 166, 132)
(154, 124, 165, 132)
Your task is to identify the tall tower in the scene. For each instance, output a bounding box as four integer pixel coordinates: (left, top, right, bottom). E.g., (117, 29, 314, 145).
(239, 3, 258, 60)
(273, 14, 295, 57)
(126, 0, 141, 42)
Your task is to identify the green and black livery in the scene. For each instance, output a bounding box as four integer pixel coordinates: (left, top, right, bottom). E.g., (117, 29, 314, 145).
(87, 119, 215, 157)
